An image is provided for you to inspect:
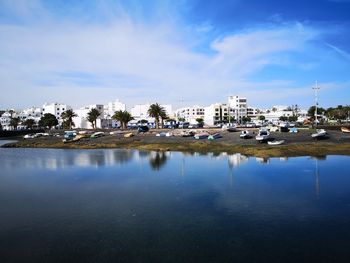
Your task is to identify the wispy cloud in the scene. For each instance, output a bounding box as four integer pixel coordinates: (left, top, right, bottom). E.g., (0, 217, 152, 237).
(326, 43, 350, 61)
(0, 0, 347, 109)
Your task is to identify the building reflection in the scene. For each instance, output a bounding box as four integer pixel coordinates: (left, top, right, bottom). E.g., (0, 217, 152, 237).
(255, 157, 270, 164)
(228, 153, 248, 168)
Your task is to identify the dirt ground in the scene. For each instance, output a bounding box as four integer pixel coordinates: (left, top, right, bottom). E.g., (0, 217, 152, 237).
(2, 128, 350, 158)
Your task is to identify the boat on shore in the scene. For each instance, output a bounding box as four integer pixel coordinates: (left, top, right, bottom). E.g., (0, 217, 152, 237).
(24, 134, 35, 139)
(180, 130, 195, 137)
(341, 127, 350, 133)
(222, 124, 237, 132)
(208, 133, 222, 140)
(124, 132, 134, 138)
(156, 132, 173, 137)
(91, 132, 104, 138)
(289, 127, 298, 133)
(256, 129, 270, 142)
(268, 140, 285, 146)
(240, 130, 251, 139)
(194, 132, 209, 140)
(311, 129, 327, 139)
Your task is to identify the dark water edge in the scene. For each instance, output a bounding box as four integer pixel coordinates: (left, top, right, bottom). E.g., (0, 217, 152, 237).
(0, 149, 350, 263)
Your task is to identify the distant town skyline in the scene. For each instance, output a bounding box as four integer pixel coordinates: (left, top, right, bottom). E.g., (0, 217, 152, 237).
(1, 0, 350, 109)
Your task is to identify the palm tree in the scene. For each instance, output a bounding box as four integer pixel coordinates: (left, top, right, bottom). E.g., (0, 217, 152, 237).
(61, 109, 77, 129)
(112, 110, 133, 129)
(148, 103, 166, 129)
(23, 119, 36, 129)
(87, 108, 100, 129)
(10, 117, 20, 130)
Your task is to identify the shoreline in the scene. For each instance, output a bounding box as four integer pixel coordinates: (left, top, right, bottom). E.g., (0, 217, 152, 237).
(2, 129, 350, 157)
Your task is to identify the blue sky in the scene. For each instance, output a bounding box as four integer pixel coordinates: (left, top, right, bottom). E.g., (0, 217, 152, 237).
(0, 0, 349, 109)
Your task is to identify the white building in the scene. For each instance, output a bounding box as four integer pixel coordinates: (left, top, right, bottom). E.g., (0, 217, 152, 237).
(42, 102, 72, 124)
(131, 103, 173, 121)
(228, 95, 248, 123)
(0, 111, 14, 130)
(73, 104, 109, 129)
(104, 99, 126, 117)
(175, 106, 205, 124)
(19, 106, 43, 124)
(247, 107, 260, 118)
(204, 103, 230, 126)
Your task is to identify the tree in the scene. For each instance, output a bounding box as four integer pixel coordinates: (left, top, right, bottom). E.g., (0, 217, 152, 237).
(10, 117, 20, 130)
(112, 110, 133, 129)
(228, 116, 235, 123)
(39, 113, 58, 129)
(61, 109, 77, 130)
(242, 116, 251, 123)
(307, 106, 326, 118)
(279, 116, 288, 122)
(326, 105, 349, 122)
(87, 108, 101, 129)
(23, 119, 36, 129)
(178, 117, 185, 122)
(196, 118, 204, 124)
(160, 110, 168, 128)
(148, 103, 166, 129)
(258, 115, 265, 121)
(288, 116, 298, 122)
(272, 107, 277, 112)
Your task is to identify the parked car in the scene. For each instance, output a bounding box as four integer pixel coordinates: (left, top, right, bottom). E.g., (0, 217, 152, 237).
(137, 126, 149, 133)
(178, 122, 190, 129)
(245, 122, 256, 128)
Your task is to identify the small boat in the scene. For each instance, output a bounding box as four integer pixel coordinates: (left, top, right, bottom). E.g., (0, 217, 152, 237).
(240, 130, 250, 139)
(222, 124, 237, 132)
(289, 127, 298, 133)
(73, 134, 89, 141)
(267, 140, 285, 145)
(311, 129, 327, 138)
(62, 138, 74, 143)
(194, 132, 209, 140)
(256, 129, 270, 142)
(156, 132, 167, 137)
(64, 131, 77, 139)
(90, 132, 104, 138)
(208, 133, 222, 140)
(24, 134, 35, 139)
(181, 130, 195, 137)
(341, 127, 350, 133)
(267, 126, 279, 132)
(124, 132, 134, 138)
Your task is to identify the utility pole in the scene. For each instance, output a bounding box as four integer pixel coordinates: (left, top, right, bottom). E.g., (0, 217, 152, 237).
(312, 81, 320, 127)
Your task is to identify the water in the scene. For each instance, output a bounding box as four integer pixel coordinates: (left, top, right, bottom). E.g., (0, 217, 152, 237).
(1, 149, 350, 263)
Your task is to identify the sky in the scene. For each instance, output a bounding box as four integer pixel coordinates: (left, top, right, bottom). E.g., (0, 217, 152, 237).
(0, 0, 350, 110)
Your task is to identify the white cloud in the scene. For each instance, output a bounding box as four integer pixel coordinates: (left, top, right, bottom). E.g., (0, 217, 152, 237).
(0, 1, 329, 109)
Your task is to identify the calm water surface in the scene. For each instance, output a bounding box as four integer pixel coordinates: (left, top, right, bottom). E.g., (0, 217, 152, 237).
(1, 148, 350, 263)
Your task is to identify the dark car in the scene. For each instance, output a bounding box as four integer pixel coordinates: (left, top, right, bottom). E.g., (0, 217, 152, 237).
(137, 126, 149, 133)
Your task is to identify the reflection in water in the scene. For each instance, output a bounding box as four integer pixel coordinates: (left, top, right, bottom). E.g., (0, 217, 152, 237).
(310, 156, 326, 198)
(1, 149, 350, 262)
(113, 150, 134, 164)
(228, 153, 248, 168)
(315, 158, 320, 198)
(148, 151, 168, 171)
(256, 157, 270, 164)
